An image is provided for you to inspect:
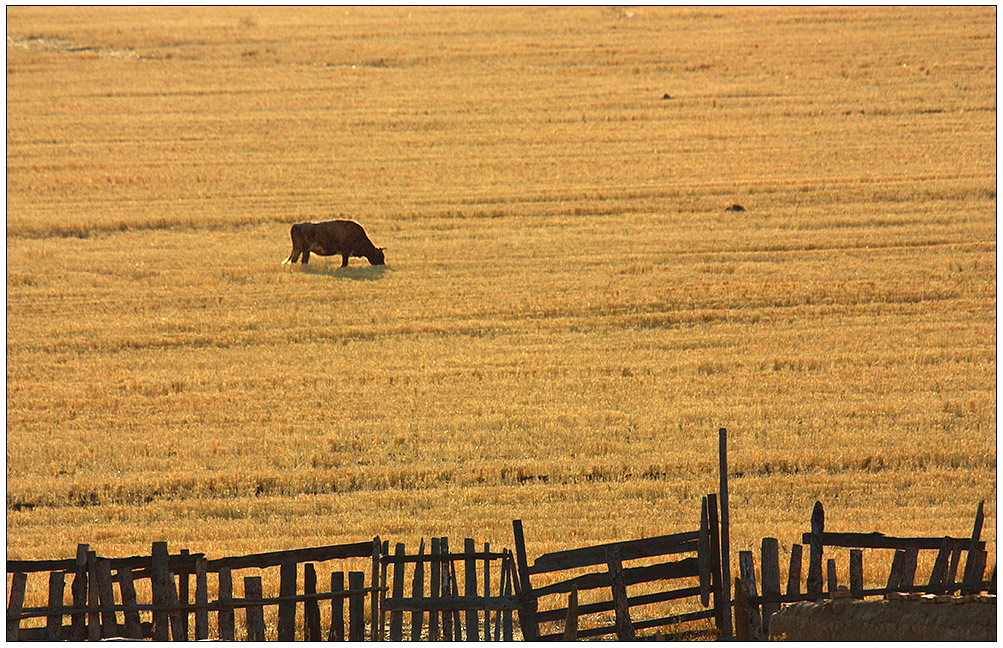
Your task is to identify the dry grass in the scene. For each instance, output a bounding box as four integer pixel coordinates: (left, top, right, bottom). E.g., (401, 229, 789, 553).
(6, 6, 996, 635)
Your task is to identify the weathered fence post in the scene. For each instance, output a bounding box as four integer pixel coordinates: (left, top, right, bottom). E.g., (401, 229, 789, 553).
(502, 550, 514, 641)
(429, 537, 441, 641)
(826, 558, 838, 594)
(244, 576, 265, 641)
(278, 560, 297, 641)
(699, 497, 712, 606)
(806, 501, 824, 599)
(194, 557, 208, 640)
(786, 544, 803, 596)
(928, 537, 952, 592)
(411, 539, 426, 641)
(70, 543, 88, 641)
(441, 538, 453, 641)
(379, 539, 389, 641)
(217, 566, 235, 641)
(305, 563, 322, 641)
(738, 551, 761, 638)
(760, 538, 780, 635)
(886, 550, 905, 591)
(389, 542, 406, 641)
(732, 577, 749, 641)
(605, 546, 635, 641)
(562, 588, 579, 641)
(6, 571, 27, 641)
(706, 493, 725, 631)
(178, 549, 190, 639)
(464, 538, 479, 641)
(962, 500, 986, 594)
(512, 520, 539, 641)
(849, 549, 863, 598)
(371, 536, 381, 641)
(95, 558, 118, 637)
(900, 547, 918, 589)
(482, 541, 491, 642)
(718, 428, 733, 637)
(118, 567, 142, 639)
(86, 550, 101, 640)
(151, 542, 171, 641)
(45, 570, 66, 641)
(329, 572, 345, 642)
(348, 571, 365, 641)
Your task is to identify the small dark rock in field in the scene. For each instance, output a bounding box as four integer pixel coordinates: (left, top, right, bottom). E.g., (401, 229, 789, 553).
(724, 204, 746, 212)
(662, 93, 672, 99)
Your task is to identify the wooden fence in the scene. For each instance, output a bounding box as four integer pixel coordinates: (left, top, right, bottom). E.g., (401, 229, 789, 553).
(378, 537, 519, 641)
(511, 493, 725, 641)
(733, 499, 996, 640)
(6, 539, 382, 641)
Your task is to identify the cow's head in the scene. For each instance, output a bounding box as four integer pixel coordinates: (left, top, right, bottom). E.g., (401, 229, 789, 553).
(369, 248, 386, 265)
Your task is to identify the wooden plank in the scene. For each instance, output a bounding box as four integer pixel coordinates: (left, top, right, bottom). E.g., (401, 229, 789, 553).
(786, 544, 803, 595)
(760, 538, 780, 636)
(550, 608, 717, 641)
(151, 542, 171, 641)
(86, 551, 101, 640)
(826, 558, 838, 594)
(482, 541, 491, 642)
(536, 586, 702, 624)
(706, 493, 725, 631)
(177, 549, 189, 639)
(95, 558, 119, 638)
(450, 559, 462, 639)
(45, 570, 65, 641)
(70, 544, 89, 641)
(371, 536, 380, 642)
(244, 576, 265, 642)
(800, 532, 982, 552)
(562, 588, 579, 641)
(733, 576, 749, 642)
(718, 427, 733, 638)
(900, 547, 918, 588)
(928, 537, 952, 592)
(207, 541, 373, 571)
(806, 501, 824, 599)
(963, 550, 987, 595)
(605, 546, 635, 641)
(328, 572, 345, 642)
(849, 549, 863, 598)
(532, 556, 700, 597)
(194, 557, 208, 640)
(348, 571, 365, 641)
(304, 563, 322, 641)
(389, 542, 405, 641)
(117, 567, 142, 639)
(698, 497, 711, 606)
(411, 539, 426, 642)
(382, 595, 523, 612)
(886, 550, 906, 591)
(217, 566, 235, 641)
(429, 537, 440, 641)
(464, 538, 479, 641)
(530, 531, 701, 574)
(278, 560, 297, 641)
(738, 551, 761, 639)
(511, 520, 539, 640)
(6, 571, 27, 641)
(962, 500, 986, 593)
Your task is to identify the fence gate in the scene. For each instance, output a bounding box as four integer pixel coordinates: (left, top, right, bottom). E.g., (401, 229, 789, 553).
(512, 493, 725, 640)
(378, 537, 519, 641)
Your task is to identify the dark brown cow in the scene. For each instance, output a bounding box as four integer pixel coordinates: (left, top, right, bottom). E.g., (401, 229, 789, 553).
(282, 220, 385, 267)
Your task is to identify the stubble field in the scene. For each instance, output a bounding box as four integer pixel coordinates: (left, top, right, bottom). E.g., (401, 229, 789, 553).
(6, 5, 996, 629)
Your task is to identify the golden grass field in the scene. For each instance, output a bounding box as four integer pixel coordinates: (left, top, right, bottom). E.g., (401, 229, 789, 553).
(6, 5, 996, 636)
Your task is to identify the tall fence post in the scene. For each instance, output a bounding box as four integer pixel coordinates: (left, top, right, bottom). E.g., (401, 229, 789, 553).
(277, 560, 297, 641)
(806, 501, 824, 598)
(760, 538, 780, 635)
(464, 538, 478, 641)
(718, 427, 733, 638)
(70, 544, 88, 641)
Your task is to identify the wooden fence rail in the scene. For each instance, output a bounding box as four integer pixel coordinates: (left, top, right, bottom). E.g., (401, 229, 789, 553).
(733, 500, 996, 640)
(512, 492, 725, 641)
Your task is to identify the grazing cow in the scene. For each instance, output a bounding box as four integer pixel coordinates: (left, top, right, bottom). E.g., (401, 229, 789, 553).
(282, 220, 385, 267)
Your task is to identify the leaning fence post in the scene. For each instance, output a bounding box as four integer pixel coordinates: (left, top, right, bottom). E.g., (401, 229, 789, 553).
(786, 544, 803, 596)
(512, 520, 539, 641)
(760, 538, 780, 636)
(718, 428, 733, 637)
(886, 550, 906, 591)
(605, 546, 635, 641)
(928, 537, 952, 593)
(6, 571, 27, 641)
(706, 493, 725, 630)
(562, 587, 579, 641)
(962, 500, 986, 593)
(806, 501, 824, 599)
(698, 497, 712, 606)
(900, 547, 918, 589)
(118, 567, 143, 639)
(411, 539, 426, 642)
(45, 570, 66, 641)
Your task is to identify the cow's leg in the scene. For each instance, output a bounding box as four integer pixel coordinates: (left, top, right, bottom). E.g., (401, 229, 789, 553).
(284, 246, 300, 264)
(301, 250, 310, 264)
(340, 253, 350, 268)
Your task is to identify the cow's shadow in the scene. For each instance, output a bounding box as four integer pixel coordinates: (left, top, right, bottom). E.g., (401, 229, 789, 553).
(297, 264, 391, 281)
